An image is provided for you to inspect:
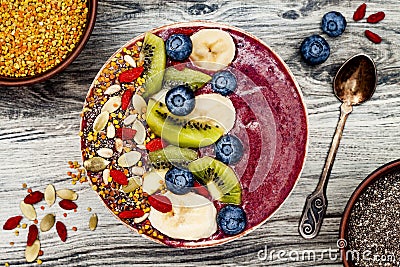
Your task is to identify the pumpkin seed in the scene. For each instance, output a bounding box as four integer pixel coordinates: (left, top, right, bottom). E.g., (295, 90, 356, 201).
(25, 239, 40, 263)
(107, 123, 116, 138)
(40, 213, 55, 232)
(84, 157, 110, 172)
(97, 148, 113, 159)
(115, 138, 123, 153)
(132, 94, 147, 115)
(44, 184, 56, 207)
(118, 151, 141, 167)
(104, 84, 121, 95)
(134, 212, 149, 224)
(132, 120, 146, 145)
(20, 201, 36, 221)
(89, 213, 98, 231)
(122, 176, 142, 193)
(56, 189, 78, 201)
(101, 96, 121, 113)
(93, 111, 109, 132)
(124, 54, 136, 67)
(102, 169, 110, 185)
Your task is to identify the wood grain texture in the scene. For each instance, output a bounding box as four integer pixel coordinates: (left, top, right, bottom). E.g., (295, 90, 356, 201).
(1, 0, 400, 266)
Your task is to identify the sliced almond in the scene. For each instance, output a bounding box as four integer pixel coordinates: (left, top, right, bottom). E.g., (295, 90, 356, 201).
(124, 54, 136, 67)
(107, 123, 116, 138)
(97, 148, 113, 159)
(56, 189, 78, 201)
(93, 111, 109, 132)
(123, 114, 137, 126)
(102, 169, 110, 185)
(137, 144, 147, 150)
(118, 151, 141, 167)
(142, 170, 167, 195)
(115, 138, 123, 153)
(84, 157, 110, 172)
(134, 212, 149, 224)
(132, 120, 146, 145)
(20, 201, 36, 221)
(104, 84, 121, 95)
(25, 239, 40, 263)
(132, 94, 147, 115)
(89, 213, 98, 231)
(44, 184, 56, 207)
(40, 213, 55, 232)
(131, 166, 145, 176)
(101, 96, 122, 113)
(122, 176, 141, 193)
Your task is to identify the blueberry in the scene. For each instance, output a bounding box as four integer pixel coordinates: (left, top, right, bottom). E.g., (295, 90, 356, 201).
(217, 205, 247, 235)
(215, 135, 243, 165)
(165, 85, 195, 116)
(165, 167, 195, 195)
(321, 11, 346, 37)
(166, 34, 193, 61)
(300, 35, 330, 65)
(211, 71, 237, 96)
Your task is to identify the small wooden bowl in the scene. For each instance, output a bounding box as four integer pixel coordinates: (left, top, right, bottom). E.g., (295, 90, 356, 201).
(0, 0, 98, 87)
(339, 159, 400, 266)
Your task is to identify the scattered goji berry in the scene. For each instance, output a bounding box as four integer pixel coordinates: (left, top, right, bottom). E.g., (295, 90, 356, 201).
(367, 11, 385, 23)
(3, 216, 23, 230)
(353, 3, 367, 21)
(121, 89, 134, 110)
(56, 221, 67, 242)
(110, 169, 128, 185)
(365, 30, 382, 44)
(118, 66, 144, 83)
(145, 138, 166, 152)
(24, 191, 44, 204)
(59, 199, 78, 210)
(27, 225, 38, 246)
(118, 209, 144, 219)
(148, 195, 172, 213)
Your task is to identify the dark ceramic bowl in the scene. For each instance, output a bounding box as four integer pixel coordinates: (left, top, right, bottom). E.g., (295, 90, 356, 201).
(340, 159, 400, 266)
(0, 0, 97, 87)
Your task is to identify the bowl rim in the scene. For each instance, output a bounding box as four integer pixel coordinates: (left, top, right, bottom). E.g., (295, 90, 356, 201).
(0, 0, 98, 87)
(339, 159, 400, 266)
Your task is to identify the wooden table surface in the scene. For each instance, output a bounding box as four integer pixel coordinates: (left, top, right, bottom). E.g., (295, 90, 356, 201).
(1, 0, 399, 266)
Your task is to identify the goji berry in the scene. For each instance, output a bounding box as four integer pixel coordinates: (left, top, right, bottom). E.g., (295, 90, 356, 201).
(56, 221, 67, 242)
(145, 138, 166, 152)
(3, 216, 23, 230)
(118, 66, 144, 83)
(121, 89, 134, 110)
(118, 209, 144, 219)
(110, 169, 128, 185)
(59, 199, 78, 210)
(116, 127, 137, 140)
(353, 3, 367, 21)
(27, 225, 38, 246)
(148, 195, 172, 213)
(367, 11, 385, 23)
(24, 191, 44, 204)
(365, 30, 382, 44)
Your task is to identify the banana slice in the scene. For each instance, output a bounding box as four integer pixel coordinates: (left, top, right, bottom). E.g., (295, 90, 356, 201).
(187, 93, 236, 133)
(148, 192, 217, 240)
(190, 29, 236, 72)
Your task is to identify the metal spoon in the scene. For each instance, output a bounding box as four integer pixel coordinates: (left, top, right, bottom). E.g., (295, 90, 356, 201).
(299, 54, 377, 239)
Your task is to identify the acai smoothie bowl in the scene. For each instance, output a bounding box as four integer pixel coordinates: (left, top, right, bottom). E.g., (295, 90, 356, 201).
(79, 21, 308, 248)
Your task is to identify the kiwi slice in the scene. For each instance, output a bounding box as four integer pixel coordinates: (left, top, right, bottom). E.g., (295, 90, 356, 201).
(149, 145, 198, 169)
(146, 99, 224, 148)
(141, 32, 166, 99)
(163, 67, 211, 91)
(188, 156, 242, 205)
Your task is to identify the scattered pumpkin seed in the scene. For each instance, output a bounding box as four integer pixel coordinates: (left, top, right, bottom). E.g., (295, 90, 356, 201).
(84, 157, 110, 172)
(40, 214, 55, 232)
(56, 189, 78, 201)
(122, 176, 142, 193)
(20, 201, 37, 221)
(25, 239, 40, 263)
(89, 213, 98, 231)
(44, 184, 56, 207)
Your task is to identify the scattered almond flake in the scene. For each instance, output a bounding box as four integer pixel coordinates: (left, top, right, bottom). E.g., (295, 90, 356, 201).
(97, 148, 113, 159)
(137, 144, 147, 150)
(89, 213, 98, 231)
(106, 123, 116, 138)
(132, 94, 147, 115)
(93, 111, 109, 132)
(132, 120, 146, 145)
(102, 169, 110, 185)
(134, 212, 149, 224)
(101, 96, 122, 113)
(124, 54, 136, 67)
(131, 166, 145, 176)
(25, 239, 40, 263)
(104, 84, 121, 95)
(56, 189, 78, 201)
(123, 114, 137, 125)
(115, 138, 123, 153)
(20, 201, 37, 221)
(44, 184, 56, 206)
(118, 151, 141, 167)
(40, 214, 55, 232)
(83, 157, 110, 172)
